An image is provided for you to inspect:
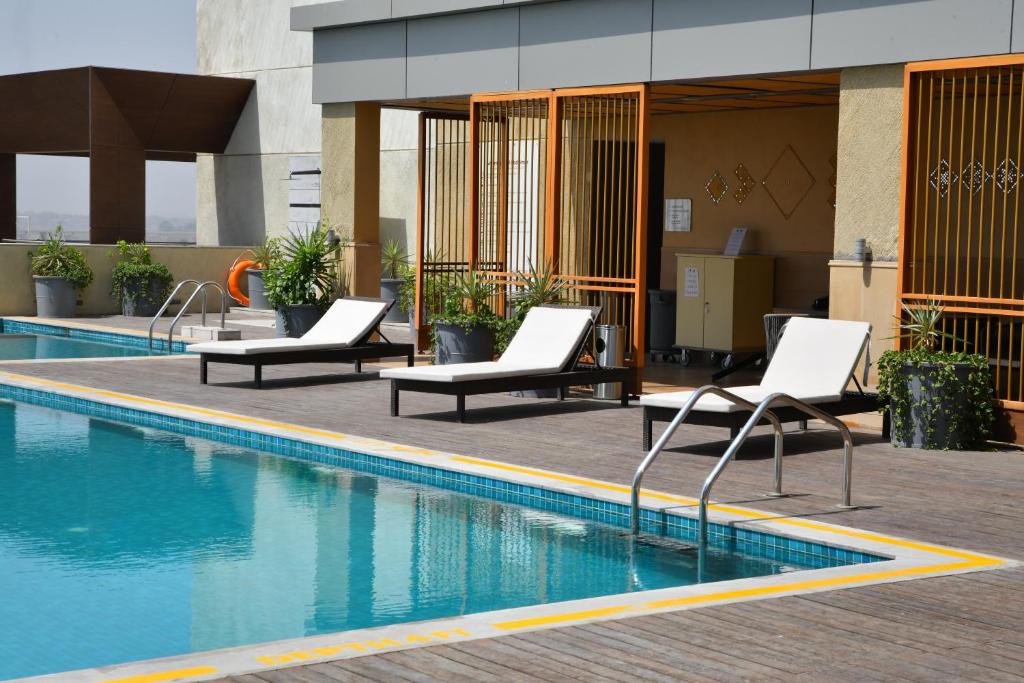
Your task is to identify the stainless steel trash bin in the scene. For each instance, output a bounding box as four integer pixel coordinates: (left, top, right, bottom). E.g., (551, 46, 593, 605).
(594, 324, 626, 400)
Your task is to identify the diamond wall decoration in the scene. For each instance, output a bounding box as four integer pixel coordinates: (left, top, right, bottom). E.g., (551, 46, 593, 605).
(732, 163, 756, 205)
(761, 144, 815, 219)
(994, 158, 1019, 193)
(705, 170, 729, 205)
(960, 160, 989, 195)
(928, 159, 956, 198)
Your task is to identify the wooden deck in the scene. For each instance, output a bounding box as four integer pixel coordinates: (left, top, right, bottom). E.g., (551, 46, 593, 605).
(2, 320, 1023, 682)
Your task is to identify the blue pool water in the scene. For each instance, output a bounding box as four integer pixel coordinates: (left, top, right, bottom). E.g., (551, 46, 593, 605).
(0, 400, 863, 679)
(0, 333, 161, 360)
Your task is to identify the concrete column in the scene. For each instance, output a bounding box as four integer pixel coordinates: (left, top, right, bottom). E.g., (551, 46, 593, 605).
(322, 102, 381, 296)
(0, 154, 14, 240)
(830, 64, 905, 386)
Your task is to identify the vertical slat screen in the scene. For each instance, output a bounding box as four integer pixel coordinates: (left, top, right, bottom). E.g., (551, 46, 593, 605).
(902, 63, 1024, 406)
(415, 112, 470, 346)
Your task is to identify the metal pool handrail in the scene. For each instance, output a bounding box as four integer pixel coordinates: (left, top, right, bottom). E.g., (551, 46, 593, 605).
(166, 282, 227, 350)
(630, 385, 784, 536)
(148, 280, 199, 349)
(697, 392, 855, 547)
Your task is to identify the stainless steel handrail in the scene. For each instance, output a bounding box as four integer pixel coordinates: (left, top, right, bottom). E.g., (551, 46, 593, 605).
(148, 280, 199, 349)
(697, 392, 855, 546)
(630, 385, 784, 535)
(166, 281, 227, 349)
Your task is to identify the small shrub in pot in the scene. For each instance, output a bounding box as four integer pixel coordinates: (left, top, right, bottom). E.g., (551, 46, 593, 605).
(28, 226, 94, 318)
(263, 223, 343, 337)
(109, 241, 174, 317)
(380, 239, 409, 323)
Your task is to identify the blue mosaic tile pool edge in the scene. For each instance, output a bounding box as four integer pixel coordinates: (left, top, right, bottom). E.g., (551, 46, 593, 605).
(0, 381, 888, 569)
(0, 318, 186, 353)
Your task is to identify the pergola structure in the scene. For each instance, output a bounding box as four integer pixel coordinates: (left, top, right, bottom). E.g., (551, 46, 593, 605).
(0, 66, 253, 243)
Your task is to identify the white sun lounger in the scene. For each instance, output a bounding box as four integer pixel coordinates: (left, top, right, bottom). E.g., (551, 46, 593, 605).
(188, 297, 414, 388)
(638, 317, 875, 448)
(380, 305, 634, 421)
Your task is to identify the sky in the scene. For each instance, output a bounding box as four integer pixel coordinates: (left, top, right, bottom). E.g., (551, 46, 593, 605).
(0, 0, 198, 219)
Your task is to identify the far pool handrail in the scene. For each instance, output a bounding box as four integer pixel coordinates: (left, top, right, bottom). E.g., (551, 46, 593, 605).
(166, 281, 227, 350)
(630, 385, 784, 536)
(148, 280, 199, 349)
(697, 392, 855, 546)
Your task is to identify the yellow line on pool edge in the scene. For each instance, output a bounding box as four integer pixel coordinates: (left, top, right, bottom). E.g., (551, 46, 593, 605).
(493, 605, 631, 630)
(1, 373, 1004, 565)
(101, 666, 218, 683)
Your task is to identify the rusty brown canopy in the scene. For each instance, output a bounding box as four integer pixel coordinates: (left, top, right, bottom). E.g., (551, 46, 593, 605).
(0, 66, 254, 243)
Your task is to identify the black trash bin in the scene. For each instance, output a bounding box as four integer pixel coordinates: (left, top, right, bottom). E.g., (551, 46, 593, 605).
(647, 289, 676, 361)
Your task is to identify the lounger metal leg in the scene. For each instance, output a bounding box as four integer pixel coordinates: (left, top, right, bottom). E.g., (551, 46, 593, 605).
(390, 380, 399, 417)
(729, 425, 740, 440)
(200, 357, 208, 385)
(254, 363, 262, 389)
(620, 382, 630, 407)
(643, 415, 653, 452)
(558, 386, 566, 401)
(456, 394, 466, 423)
(798, 419, 808, 431)
(354, 359, 362, 374)
(407, 353, 414, 367)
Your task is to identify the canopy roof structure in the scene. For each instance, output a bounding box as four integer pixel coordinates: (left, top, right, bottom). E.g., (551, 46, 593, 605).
(0, 66, 254, 243)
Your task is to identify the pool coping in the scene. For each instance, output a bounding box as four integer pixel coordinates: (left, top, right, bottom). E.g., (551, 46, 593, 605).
(0, 370, 1014, 683)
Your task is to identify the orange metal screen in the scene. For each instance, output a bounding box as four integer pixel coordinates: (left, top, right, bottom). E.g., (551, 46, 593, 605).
(901, 57, 1024, 406)
(414, 112, 470, 346)
(468, 86, 650, 368)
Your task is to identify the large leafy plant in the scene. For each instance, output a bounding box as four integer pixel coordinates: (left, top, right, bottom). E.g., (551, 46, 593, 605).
(509, 262, 568, 325)
(29, 226, 94, 290)
(262, 224, 343, 311)
(249, 237, 281, 270)
(109, 241, 174, 306)
(431, 271, 515, 352)
(877, 300, 993, 449)
(381, 239, 408, 280)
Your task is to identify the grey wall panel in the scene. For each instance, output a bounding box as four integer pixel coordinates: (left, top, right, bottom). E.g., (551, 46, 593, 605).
(519, 0, 653, 89)
(652, 0, 812, 81)
(1013, 0, 1024, 53)
(811, 0, 1013, 69)
(393, 0, 505, 18)
(407, 9, 519, 97)
(292, 0, 392, 31)
(312, 22, 407, 103)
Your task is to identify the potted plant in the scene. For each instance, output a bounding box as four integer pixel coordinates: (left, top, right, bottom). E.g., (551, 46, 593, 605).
(507, 263, 568, 397)
(431, 272, 509, 365)
(397, 263, 418, 333)
(263, 224, 342, 337)
(877, 301, 994, 449)
(109, 241, 174, 317)
(380, 239, 408, 323)
(28, 226, 94, 318)
(246, 237, 280, 310)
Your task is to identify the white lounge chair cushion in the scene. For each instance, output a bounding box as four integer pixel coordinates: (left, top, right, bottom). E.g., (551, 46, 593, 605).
(187, 298, 388, 355)
(380, 306, 595, 383)
(638, 318, 870, 412)
(380, 362, 543, 383)
(639, 386, 842, 413)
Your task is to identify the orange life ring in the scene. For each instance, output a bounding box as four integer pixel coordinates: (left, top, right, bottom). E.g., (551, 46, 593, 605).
(228, 259, 257, 307)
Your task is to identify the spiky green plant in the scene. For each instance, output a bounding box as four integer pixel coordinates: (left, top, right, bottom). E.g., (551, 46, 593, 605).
(380, 239, 408, 280)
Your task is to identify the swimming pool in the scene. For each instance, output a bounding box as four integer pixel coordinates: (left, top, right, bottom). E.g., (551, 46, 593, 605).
(0, 319, 182, 361)
(0, 398, 872, 680)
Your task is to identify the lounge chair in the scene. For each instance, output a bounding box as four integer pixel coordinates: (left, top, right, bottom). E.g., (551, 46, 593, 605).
(188, 296, 414, 388)
(638, 317, 877, 449)
(380, 305, 634, 422)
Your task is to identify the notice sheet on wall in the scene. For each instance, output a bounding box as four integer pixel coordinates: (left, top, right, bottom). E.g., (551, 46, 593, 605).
(683, 267, 700, 298)
(665, 198, 692, 232)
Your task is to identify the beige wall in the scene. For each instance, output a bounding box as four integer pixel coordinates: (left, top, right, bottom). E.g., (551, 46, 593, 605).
(653, 106, 839, 309)
(0, 244, 244, 316)
(834, 64, 905, 261)
(828, 260, 898, 386)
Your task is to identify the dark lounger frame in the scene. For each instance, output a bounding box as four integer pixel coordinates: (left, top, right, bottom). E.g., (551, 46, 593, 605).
(198, 297, 414, 389)
(641, 391, 882, 451)
(389, 305, 634, 422)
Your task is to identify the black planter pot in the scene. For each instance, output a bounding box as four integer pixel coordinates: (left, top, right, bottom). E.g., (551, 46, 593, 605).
(891, 361, 973, 449)
(434, 322, 494, 365)
(120, 277, 167, 317)
(380, 278, 406, 323)
(247, 269, 271, 310)
(276, 304, 323, 338)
